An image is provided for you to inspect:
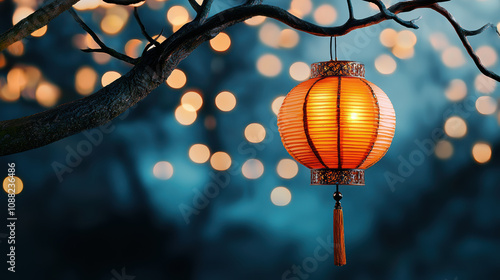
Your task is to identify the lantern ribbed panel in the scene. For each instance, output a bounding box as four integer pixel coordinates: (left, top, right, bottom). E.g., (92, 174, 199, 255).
(278, 76, 395, 170)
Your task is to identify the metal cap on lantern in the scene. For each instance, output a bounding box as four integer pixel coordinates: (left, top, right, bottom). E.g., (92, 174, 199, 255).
(277, 39, 396, 266)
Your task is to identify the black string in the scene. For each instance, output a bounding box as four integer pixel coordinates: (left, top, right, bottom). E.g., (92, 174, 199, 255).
(330, 36, 333, 61)
(330, 36, 338, 61)
(335, 37, 337, 61)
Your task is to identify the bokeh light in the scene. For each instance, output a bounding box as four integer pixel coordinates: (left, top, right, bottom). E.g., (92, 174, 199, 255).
(313, 4, 337, 25)
(259, 23, 281, 48)
(289, 62, 310, 81)
(12, 7, 34, 25)
(75, 66, 98, 96)
(276, 159, 299, 179)
(257, 54, 282, 77)
(445, 79, 467, 101)
(242, 159, 264, 179)
(435, 140, 453, 160)
(375, 54, 397, 75)
(290, 0, 312, 18)
(101, 71, 121, 87)
(444, 116, 467, 138)
(167, 6, 189, 26)
(476, 45, 497, 67)
(475, 96, 497, 115)
(210, 152, 232, 171)
(472, 142, 492, 164)
(74, 0, 100, 11)
(166, 69, 187, 89)
(125, 39, 144, 58)
(210, 32, 231, 52)
(181, 91, 203, 112)
(380, 28, 398, 48)
(279, 29, 300, 48)
(272, 96, 285, 115)
(7, 41, 24, 56)
(270, 186, 292, 206)
(397, 30, 417, 48)
(31, 26, 47, 37)
(3, 176, 24, 195)
(245, 16, 266, 26)
(189, 144, 210, 164)
(215, 91, 236, 112)
(244, 123, 266, 143)
(175, 105, 197, 125)
(442, 46, 465, 68)
(36, 81, 60, 107)
(153, 161, 174, 180)
(474, 74, 496, 94)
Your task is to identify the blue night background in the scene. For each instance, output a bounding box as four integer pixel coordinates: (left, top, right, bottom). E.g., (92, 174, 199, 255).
(0, 0, 500, 279)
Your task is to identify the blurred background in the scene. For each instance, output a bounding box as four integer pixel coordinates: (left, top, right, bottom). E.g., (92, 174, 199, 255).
(1, 0, 500, 279)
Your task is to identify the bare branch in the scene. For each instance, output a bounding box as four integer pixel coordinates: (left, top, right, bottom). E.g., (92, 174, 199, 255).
(142, 30, 164, 56)
(194, 0, 215, 22)
(103, 0, 144, 5)
(347, 0, 355, 21)
(133, 7, 160, 48)
(1, 0, 499, 155)
(188, 0, 202, 14)
(69, 9, 138, 65)
(429, 4, 500, 81)
(364, 0, 420, 28)
(0, 0, 80, 51)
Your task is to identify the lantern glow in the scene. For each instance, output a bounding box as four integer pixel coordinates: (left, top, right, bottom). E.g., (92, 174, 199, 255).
(277, 60, 396, 266)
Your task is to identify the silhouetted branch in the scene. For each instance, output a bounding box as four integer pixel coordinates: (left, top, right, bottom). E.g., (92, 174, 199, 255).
(103, 0, 144, 5)
(429, 3, 500, 81)
(133, 7, 160, 49)
(0, 0, 80, 51)
(69, 9, 138, 65)
(188, 0, 202, 13)
(0, 0, 499, 155)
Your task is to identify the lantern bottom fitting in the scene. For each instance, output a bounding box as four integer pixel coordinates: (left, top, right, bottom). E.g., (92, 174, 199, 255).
(311, 169, 365, 186)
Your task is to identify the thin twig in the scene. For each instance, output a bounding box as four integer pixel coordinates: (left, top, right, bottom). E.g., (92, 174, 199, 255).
(429, 4, 500, 81)
(347, 0, 355, 21)
(103, 0, 144, 5)
(188, 0, 201, 13)
(364, 0, 420, 28)
(134, 7, 160, 48)
(69, 9, 138, 65)
(194, 0, 215, 22)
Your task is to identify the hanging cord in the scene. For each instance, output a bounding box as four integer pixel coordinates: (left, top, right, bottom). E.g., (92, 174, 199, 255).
(330, 36, 338, 61)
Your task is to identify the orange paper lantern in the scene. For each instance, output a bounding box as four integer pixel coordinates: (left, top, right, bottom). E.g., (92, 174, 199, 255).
(277, 60, 396, 266)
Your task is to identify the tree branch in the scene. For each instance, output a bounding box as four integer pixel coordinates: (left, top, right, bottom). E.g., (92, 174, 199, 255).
(0, 0, 80, 51)
(133, 7, 160, 48)
(69, 9, 138, 65)
(188, 0, 202, 14)
(1, 0, 499, 155)
(103, 0, 145, 5)
(194, 0, 215, 22)
(429, 3, 500, 81)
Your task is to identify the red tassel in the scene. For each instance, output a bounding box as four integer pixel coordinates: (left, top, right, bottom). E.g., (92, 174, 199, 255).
(333, 191, 346, 266)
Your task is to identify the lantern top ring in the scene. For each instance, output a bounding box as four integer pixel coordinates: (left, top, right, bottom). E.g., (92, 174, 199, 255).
(310, 60, 365, 79)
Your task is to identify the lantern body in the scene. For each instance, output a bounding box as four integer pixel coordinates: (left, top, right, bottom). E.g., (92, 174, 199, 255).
(277, 61, 396, 185)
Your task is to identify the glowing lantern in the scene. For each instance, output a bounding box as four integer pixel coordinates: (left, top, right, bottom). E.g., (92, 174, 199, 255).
(277, 60, 396, 266)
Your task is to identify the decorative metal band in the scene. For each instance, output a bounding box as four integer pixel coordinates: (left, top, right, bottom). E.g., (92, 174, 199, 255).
(310, 61, 365, 78)
(311, 169, 365, 186)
